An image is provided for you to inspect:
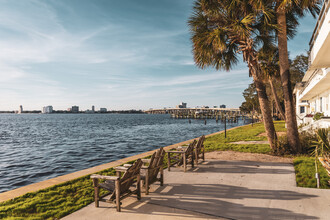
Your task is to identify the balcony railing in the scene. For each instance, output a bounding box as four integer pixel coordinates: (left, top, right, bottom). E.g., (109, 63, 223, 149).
(309, 0, 330, 52)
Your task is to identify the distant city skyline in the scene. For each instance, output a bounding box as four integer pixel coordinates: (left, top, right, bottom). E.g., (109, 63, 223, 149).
(8, 102, 230, 112)
(0, 0, 317, 111)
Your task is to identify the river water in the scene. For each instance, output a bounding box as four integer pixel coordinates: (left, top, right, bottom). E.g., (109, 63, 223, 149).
(0, 113, 249, 193)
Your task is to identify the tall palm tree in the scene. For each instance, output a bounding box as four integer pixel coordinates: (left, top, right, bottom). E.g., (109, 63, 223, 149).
(274, 0, 321, 153)
(189, 0, 278, 149)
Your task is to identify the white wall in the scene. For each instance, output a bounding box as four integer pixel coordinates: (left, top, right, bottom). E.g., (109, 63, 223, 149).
(310, 2, 330, 67)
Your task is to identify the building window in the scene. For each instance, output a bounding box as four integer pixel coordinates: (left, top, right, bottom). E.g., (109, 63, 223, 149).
(300, 106, 305, 114)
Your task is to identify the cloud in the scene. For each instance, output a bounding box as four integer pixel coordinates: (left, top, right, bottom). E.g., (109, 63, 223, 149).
(0, 0, 279, 110)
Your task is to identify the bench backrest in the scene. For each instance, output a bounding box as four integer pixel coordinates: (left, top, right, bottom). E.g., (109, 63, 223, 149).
(110, 159, 142, 200)
(195, 135, 205, 155)
(185, 140, 197, 156)
(148, 147, 165, 183)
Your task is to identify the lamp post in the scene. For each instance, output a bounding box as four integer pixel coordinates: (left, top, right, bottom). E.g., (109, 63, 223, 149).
(224, 115, 227, 138)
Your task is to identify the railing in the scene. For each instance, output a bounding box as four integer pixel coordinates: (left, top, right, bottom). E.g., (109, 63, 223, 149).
(300, 69, 319, 95)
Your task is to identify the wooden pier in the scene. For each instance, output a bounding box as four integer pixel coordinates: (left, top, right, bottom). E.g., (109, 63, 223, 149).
(145, 108, 243, 121)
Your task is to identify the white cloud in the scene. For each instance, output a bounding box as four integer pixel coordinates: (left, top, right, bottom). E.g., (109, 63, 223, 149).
(0, 0, 256, 110)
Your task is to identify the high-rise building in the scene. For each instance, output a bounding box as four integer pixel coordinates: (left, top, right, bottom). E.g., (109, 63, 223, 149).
(42, 106, 53, 114)
(92, 105, 95, 112)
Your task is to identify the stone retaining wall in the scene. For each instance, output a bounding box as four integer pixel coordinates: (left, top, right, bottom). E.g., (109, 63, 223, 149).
(0, 123, 249, 203)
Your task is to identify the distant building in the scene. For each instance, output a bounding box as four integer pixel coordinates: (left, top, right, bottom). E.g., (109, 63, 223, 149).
(42, 106, 53, 114)
(18, 105, 23, 114)
(100, 108, 107, 113)
(220, 104, 226, 108)
(176, 102, 187, 108)
(85, 105, 96, 114)
(71, 106, 79, 113)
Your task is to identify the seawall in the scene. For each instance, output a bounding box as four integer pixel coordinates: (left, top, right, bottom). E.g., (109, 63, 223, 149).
(0, 123, 250, 203)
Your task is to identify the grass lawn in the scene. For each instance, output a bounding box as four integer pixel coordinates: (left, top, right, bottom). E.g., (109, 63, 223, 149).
(1, 121, 329, 219)
(294, 157, 330, 189)
(204, 121, 286, 154)
(0, 167, 118, 220)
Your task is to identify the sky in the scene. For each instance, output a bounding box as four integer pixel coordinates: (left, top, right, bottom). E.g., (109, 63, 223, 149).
(0, 0, 319, 111)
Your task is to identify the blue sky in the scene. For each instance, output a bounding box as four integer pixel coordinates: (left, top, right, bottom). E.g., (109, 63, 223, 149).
(0, 0, 318, 111)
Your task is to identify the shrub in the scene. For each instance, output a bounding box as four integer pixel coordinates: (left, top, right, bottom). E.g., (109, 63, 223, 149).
(272, 135, 292, 156)
(300, 131, 318, 154)
(273, 131, 317, 156)
(313, 112, 324, 121)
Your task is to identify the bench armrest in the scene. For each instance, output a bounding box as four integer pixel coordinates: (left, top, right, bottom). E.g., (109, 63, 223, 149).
(115, 166, 129, 172)
(142, 159, 151, 163)
(177, 146, 188, 149)
(167, 150, 185, 153)
(90, 174, 119, 181)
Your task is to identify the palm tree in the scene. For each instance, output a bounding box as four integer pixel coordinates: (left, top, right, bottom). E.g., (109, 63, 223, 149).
(258, 47, 286, 120)
(188, 0, 278, 150)
(274, 0, 321, 153)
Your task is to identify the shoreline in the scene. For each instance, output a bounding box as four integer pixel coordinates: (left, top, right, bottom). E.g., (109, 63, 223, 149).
(0, 123, 251, 203)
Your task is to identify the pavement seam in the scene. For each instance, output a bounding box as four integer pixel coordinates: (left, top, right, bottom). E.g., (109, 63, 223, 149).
(144, 200, 236, 220)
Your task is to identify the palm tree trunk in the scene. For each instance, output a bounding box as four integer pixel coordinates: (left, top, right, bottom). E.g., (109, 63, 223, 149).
(276, 8, 301, 153)
(247, 57, 277, 150)
(269, 77, 285, 120)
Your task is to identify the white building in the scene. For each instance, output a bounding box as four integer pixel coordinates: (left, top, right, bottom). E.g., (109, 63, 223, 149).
(294, 0, 330, 130)
(42, 106, 53, 114)
(18, 105, 23, 114)
(176, 102, 187, 108)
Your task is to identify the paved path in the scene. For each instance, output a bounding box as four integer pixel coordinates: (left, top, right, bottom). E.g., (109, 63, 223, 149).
(63, 159, 330, 220)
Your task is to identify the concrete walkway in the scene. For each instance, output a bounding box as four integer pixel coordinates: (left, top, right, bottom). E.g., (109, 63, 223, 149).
(63, 159, 330, 220)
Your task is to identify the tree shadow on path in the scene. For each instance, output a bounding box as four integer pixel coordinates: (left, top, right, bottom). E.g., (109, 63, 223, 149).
(145, 183, 318, 220)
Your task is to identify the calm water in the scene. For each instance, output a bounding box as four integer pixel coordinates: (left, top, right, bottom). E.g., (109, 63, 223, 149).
(0, 114, 248, 193)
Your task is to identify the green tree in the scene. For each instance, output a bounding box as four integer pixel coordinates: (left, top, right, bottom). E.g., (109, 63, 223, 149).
(188, 0, 278, 150)
(290, 53, 309, 89)
(240, 83, 259, 113)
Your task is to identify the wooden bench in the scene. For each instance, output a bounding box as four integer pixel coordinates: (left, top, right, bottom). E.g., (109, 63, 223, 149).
(194, 135, 205, 165)
(91, 159, 143, 212)
(141, 147, 165, 195)
(167, 140, 197, 172)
